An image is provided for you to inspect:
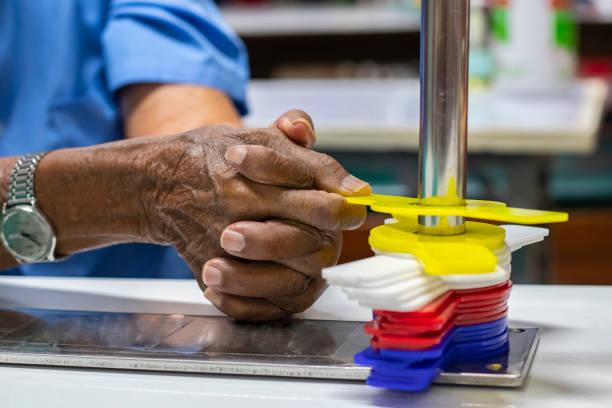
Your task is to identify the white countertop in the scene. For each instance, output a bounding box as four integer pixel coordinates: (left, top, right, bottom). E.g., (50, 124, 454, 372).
(0, 277, 611, 407)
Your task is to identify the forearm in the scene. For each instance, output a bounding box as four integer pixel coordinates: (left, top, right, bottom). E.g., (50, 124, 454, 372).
(0, 139, 153, 270)
(120, 83, 243, 138)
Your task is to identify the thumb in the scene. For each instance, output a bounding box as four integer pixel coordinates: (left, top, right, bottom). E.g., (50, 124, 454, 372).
(270, 109, 316, 149)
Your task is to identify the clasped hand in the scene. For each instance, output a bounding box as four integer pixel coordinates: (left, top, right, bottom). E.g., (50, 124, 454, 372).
(142, 110, 370, 320)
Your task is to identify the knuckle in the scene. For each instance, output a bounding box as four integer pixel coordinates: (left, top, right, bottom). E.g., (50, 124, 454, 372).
(274, 297, 309, 314)
(275, 153, 313, 187)
(303, 225, 327, 250)
(321, 241, 341, 268)
(224, 177, 250, 197)
(262, 236, 283, 259)
(287, 273, 309, 294)
(258, 128, 285, 149)
(329, 230, 343, 251)
(317, 152, 344, 174)
(297, 245, 337, 277)
(291, 164, 314, 187)
(319, 193, 346, 230)
(268, 148, 286, 171)
(291, 303, 309, 314)
(222, 178, 255, 216)
(250, 146, 311, 186)
(227, 304, 254, 321)
(270, 278, 327, 313)
(240, 128, 267, 146)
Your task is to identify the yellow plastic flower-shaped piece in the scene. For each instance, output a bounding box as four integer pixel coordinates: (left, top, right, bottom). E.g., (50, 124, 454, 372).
(369, 220, 505, 275)
(346, 194, 568, 225)
(345, 188, 568, 276)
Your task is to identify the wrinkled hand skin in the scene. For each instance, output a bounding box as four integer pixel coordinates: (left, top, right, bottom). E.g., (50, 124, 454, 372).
(139, 116, 370, 321)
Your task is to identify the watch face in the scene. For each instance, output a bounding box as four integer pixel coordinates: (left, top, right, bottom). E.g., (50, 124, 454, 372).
(1, 206, 54, 262)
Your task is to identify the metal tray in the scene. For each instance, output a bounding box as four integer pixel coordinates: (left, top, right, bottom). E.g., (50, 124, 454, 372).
(0, 308, 538, 387)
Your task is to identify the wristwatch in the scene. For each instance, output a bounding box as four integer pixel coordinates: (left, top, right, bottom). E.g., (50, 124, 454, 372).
(0, 152, 57, 263)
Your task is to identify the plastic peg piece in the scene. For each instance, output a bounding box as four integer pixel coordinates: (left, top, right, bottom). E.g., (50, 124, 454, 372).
(355, 320, 510, 391)
(500, 224, 549, 251)
(345, 194, 569, 225)
(365, 282, 512, 347)
(322, 255, 419, 288)
(368, 221, 505, 275)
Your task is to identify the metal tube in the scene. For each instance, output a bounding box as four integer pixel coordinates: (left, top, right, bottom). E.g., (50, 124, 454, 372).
(418, 0, 470, 236)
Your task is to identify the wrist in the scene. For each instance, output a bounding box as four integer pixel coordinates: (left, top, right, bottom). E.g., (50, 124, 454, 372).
(35, 139, 154, 255)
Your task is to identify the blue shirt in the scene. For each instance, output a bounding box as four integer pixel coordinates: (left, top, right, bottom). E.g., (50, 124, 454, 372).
(0, 0, 249, 278)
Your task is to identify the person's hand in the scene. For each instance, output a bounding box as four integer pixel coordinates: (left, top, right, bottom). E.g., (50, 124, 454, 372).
(201, 110, 370, 320)
(139, 111, 370, 320)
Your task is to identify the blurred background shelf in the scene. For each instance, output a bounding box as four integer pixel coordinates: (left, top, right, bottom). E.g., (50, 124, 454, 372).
(245, 78, 608, 154)
(218, 0, 612, 286)
(220, 2, 612, 38)
(221, 4, 420, 37)
(220, 2, 612, 78)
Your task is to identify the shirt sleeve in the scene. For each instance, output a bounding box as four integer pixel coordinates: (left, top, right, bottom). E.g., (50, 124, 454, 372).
(101, 0, 249, 115)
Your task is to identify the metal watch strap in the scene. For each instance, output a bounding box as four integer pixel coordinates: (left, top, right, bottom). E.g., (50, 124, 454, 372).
(6, 152, 47, 207)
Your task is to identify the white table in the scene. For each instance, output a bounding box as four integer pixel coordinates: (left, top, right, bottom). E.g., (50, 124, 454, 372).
(0, 277, 611, 408)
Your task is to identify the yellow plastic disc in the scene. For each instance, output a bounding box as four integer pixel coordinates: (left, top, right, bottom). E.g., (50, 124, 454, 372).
(369, 220, 505, 275)
(345, 189, 568, 276)
(346, 194, 568, 225)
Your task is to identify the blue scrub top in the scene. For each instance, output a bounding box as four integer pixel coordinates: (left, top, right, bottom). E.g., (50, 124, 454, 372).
(0, 0, 250, 278)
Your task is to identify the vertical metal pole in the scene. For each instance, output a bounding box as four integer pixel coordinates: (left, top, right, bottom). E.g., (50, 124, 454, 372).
(418, 0, 470, 236)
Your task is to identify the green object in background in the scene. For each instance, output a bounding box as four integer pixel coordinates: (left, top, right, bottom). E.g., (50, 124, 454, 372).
(554, 10, 577, 52)
(491, 7, 509, 42)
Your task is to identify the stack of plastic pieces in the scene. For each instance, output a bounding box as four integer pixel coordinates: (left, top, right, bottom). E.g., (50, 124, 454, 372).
(322, 194, 568, 392)
(356, 318, 509, 391)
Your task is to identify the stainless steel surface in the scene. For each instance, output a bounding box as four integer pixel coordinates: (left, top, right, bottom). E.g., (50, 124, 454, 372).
(418, 0, 470, 235)
(0, 309, 537, 387)
(436, 327, 540, 387)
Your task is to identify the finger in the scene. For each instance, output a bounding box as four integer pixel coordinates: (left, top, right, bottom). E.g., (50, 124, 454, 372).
(302, 151, 372, 196)
(280, 231, 342, 278)
(220, 220, 325, 261)
(220, 220, 342, 278)
(273, 188, 367, 231)
(219, 178, 366, 231)
(261, 127, 371, 196)
(204, 288, 290, 321)
(203, 257, 309, 297)
(225, 145, 314, 188)
(267, 278, 328, 313)
(270, 109, 316, 148)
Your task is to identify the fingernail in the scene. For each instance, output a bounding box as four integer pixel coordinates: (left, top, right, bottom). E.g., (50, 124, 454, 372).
(291, 118, 313, 132)
(291, 119, 315, 147)
(220, 230, 246, 252)
(225, 145, 247, 166)
(204, 288, 221, 305)
(203, 264, 222, 286)
(342, 175, 371, 193)
(279, 116, 292, 129)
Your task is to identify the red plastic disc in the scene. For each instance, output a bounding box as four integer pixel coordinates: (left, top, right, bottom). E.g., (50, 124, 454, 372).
(364, 281, 513, 349)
